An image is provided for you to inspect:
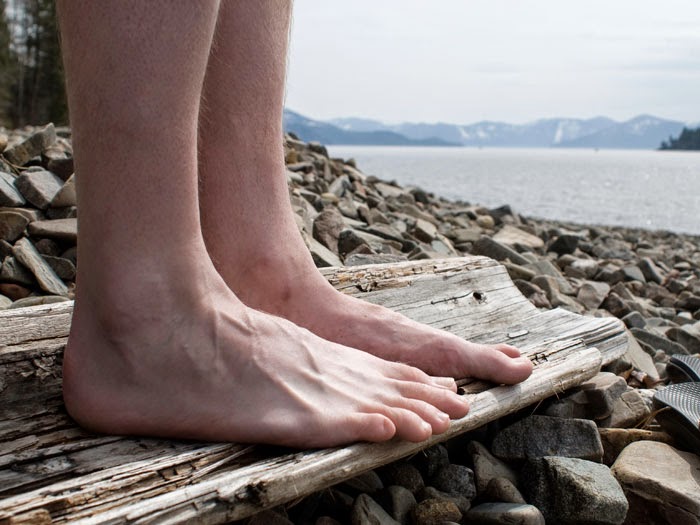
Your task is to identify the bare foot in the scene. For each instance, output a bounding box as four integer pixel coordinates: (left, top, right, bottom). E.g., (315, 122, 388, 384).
(212, 245, 534, 385)
(63, 262, 470, 448)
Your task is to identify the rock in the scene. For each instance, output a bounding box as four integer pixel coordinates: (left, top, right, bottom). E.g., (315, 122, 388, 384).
(363, 224, 405, 243)
(46, 206, 77, 220)
(416, 487, 471, 516)
(522, 457, 628, 525)
(374, 182, 405, 199)
(505, 263, 537, 281)
(577, 280, 611, 310)
(449, 227, 481, 244)
(638, 257, 664, 284)
(2, 123, 56, 166)
(527, 259, 567, 280)
(12, 237, 68, 296)
(309, 238, 343, 268)
(598, 389, 650, 429)
(380, 463, 424, 494)
(14, 169, 64, 210)
(548, 234, 580, 255)
(1, 256, 35, 286)
(27, 218, 78, 243)
(612, 441, 700, 525)
(492, 225, 544, 250)
(338, 229, 370, 257)
(0, 172, 26, 207)
(351, 494, 399, 525)
(0, 211, 29, 242)
(666, 325, 700, 354)
(621, 311, 646, 329)
(483, 477, 527, 504)
(341, 470, 384, 495)
(247, 509, 294, 525)
(598, 428, 675, 466)
(412, 444, 450, 479)
(468, 441, 518, 494)
(385, 485, 416, 525)
(472, 236, 529, 265)
(464, 503, 545, 525)
(592, 236, 635, 260)
(629, 328, 687, 355)
(313, 207, 345, 253)
(42, 255, 76, 281)
(621, 332, 659, 382)
(564, 258, 599, 279)
(411, 498, 462, 525)
(411, 218, 437, 242)
(475, 214, 495, 229)
(544, 390, 589, 419)
(578, 372, 628, 420)
(491, 415, 604, 462)
(50, 173, 76, 208)
(429, 464, 476, 499)
(514, 279, 551, 308)
(620, 265, 646, 283)
(0, 282, 31, 300)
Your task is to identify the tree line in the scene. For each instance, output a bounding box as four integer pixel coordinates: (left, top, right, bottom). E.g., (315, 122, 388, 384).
(660, 127, 700, 151)
(0, 0, 66, 128)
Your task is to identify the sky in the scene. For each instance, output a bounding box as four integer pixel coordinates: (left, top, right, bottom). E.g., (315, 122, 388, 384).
(286, 0, 700, 125)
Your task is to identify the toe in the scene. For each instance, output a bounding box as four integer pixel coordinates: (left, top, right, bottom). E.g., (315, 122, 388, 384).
(382, 407, 433, 442)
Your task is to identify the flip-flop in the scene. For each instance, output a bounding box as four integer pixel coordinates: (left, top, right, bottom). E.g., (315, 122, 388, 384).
(653, 382, 700, 454)
(666, 355, 700, 383)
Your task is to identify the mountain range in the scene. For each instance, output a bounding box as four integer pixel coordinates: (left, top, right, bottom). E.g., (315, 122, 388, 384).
(283, 109, 686, 149)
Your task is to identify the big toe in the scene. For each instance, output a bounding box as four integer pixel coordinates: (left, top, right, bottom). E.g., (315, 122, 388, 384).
(472, 346, 533, 384)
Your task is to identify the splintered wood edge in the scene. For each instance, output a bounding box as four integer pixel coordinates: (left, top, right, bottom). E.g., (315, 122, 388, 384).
(74, 347, 602, 524)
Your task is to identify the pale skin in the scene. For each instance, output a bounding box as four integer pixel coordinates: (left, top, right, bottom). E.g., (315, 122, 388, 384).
(57, 0, 532, 448)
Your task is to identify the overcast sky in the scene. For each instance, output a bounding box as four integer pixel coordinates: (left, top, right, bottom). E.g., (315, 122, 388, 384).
(286, 0, 700, 124)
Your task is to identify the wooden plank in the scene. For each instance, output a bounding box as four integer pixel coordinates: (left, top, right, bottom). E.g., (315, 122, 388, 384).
(0, 256, 627, 524)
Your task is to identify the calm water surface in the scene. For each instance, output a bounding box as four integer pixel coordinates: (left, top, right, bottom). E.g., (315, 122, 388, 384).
(327, 146, 700, 236)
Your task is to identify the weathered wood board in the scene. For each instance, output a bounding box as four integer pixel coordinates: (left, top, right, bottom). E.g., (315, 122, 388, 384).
(0, 256, 628, 524)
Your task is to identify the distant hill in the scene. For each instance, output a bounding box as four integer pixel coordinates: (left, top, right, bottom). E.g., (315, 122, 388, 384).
(327, 114, 687, 149)
(283, 110, 457, 146)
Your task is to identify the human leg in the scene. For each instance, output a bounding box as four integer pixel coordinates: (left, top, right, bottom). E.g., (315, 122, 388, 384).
(58, 0, 469, 447)
(198, 1, 533, 384)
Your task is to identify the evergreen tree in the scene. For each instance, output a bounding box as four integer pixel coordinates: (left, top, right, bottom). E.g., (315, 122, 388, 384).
(660, 127, 700, 150)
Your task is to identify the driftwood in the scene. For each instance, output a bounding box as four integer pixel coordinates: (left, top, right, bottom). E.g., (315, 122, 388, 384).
(0, 256, 628, 524)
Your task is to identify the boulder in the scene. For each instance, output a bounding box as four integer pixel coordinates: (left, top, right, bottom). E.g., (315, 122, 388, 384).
(465, 503, 545, 525)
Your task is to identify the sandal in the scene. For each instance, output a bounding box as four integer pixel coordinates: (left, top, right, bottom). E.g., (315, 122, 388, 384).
(653, 382, 700, 454)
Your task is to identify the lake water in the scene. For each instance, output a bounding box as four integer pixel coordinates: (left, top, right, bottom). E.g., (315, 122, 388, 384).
(327, 146, 700, 236)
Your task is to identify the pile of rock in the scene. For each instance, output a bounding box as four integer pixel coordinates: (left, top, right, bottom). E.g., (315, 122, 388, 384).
(0, 124, 75, 308)
(2, 125, 699, 523)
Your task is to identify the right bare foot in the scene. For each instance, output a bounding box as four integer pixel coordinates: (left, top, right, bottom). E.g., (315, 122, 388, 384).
(62, 261, 470, 448)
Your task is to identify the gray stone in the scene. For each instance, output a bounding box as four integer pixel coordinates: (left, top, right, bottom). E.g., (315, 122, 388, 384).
(577, 280, 611, 310)
(492, 225, 544, 250)
(526, 259, 567, 280)
(548, 234, 580, 255)
(14, 169, 64, 210)
(630, 328, 687, 355)
(42, 255, 76, 282)
(380, 463, 424, 494)
(342, 470, 384, 495)
(0, 256, 35, 286)
(465, 503, 545, 525)
(0, 211, 28, 242)
(612, 441, 700, 525)
(492, 415, 603, 462)
(46, 206, 77, 220)
(449, 227, 481, 244)
(309, 238, 343, 268)
(621, 311, 646, 329)
(483, 477, 527, 504)
(0, 172, 26, 207)
(247, 509, 293, 525)
(544, 390, 589, 419)
(621, 332, 659, 383)
(472, 236, 529, 265)
(373, 182, 405, 199)
(666, 325, 700, 354)
(313, 206, 345, 253)
(411, 218, 437, 243)
(523, 457, 628, 525)
(411, 498, 462, 525)
(412, 444, 450, 479)
(50, 174, 76, 208)
(351, 494, 398, 525)
(338, 229, 370, 257)
(598, 389, 650, 428)
(578, 372, 628, 420)
(505, 263, 537, 281)
(468, 440, 518, 494)
(564, 258, 599, 279)
(598, 428, 674, 466)
(592, 236, 635, 260)
(638, 257, 664, 284)
(344, 253, 407, 266)
(27, 218, 78, 243)
(2, 123, 56, 166)
(385, 485, 416, 525)
(429, 464, 476, 499)
(12, 237, 68, 296)
(620, 265, 646, 283)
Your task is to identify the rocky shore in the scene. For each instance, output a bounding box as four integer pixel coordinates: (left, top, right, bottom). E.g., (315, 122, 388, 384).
(1, 125, 699, 524)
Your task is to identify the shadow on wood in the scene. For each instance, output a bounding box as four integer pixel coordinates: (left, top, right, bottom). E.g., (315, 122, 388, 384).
(0, 256, 627, 524)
